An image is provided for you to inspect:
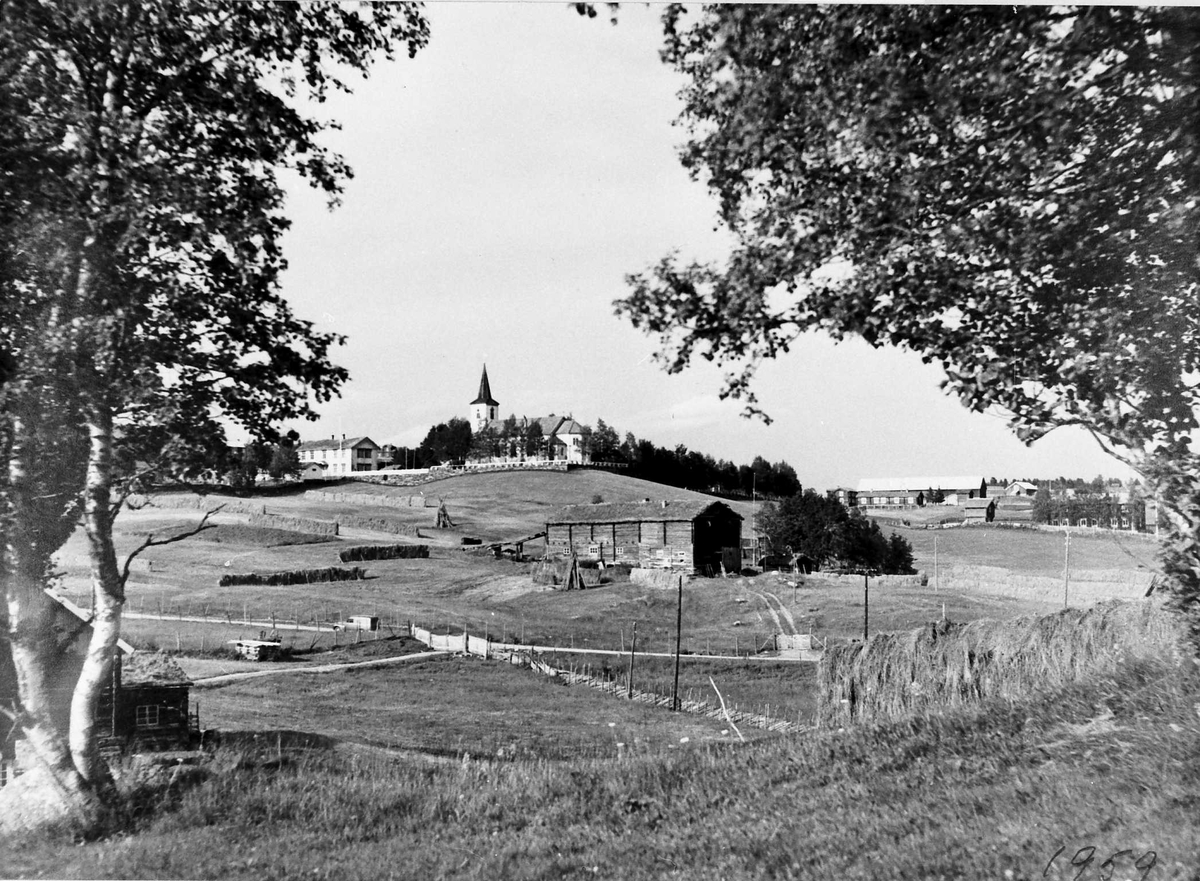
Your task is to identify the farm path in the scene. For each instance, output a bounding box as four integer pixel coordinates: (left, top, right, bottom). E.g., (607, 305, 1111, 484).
(745, 588, 799, 636)
(189, 650, 447, 688)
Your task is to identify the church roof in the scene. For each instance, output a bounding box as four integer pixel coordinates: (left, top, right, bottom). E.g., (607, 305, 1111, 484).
(471, 366, 499, 407)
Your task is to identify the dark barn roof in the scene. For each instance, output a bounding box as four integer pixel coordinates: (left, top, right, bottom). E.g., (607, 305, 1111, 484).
(547, 500, 742, 525)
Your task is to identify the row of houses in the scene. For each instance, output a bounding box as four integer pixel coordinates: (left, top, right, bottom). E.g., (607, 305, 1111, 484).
(827, 476, 991, 509)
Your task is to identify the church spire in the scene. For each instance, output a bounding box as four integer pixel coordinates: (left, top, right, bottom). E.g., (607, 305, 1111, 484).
(469, 364, 499, 428)
(471, 364, 499, 407)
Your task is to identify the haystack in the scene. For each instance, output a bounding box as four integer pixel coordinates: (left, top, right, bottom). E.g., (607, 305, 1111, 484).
(816, 600, 1184, 728)
(434, 499, 454, 528)
(563, 553, 585, 591)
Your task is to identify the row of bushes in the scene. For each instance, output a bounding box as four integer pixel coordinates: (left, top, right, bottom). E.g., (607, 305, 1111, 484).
(218, 566, 367, 587)
(338, 544, 429, 563)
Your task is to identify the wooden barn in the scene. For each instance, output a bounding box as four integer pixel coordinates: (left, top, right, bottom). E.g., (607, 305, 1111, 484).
(963, 498, 997, 523)
(544, 500, 743, 575)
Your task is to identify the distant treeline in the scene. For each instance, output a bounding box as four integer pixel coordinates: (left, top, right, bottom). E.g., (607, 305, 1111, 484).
(395, 417, 800, 499)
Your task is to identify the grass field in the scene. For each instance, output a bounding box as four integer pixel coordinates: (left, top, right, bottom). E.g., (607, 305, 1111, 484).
(6, 646, 1198, 880)
(191, 653, 751, 762)
(7, 471, 1188, 879)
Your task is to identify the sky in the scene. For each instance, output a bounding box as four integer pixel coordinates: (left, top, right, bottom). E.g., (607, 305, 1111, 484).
(268, 2, 1134, 491)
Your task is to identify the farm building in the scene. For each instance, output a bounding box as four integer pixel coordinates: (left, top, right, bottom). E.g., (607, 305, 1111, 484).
(827, 487, 859, 508)
(102, 652, 197, 753)
(994, 495, 1035, 522)
(1, 592, 197, 788)
(1006, 480, 1039, 497)
(963, 498, 997, 522)
(856, 476, 988, 508)
(544, 500, 743, 575)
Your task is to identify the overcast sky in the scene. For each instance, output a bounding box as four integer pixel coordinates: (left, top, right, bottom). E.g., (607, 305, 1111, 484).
(270, 2, 1133, 490)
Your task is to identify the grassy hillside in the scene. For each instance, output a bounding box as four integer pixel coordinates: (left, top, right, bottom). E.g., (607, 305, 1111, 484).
(7, 639, 1198, 879)
(9, 472, 1195, 878)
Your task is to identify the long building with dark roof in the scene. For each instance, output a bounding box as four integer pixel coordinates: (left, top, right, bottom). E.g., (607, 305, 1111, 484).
(544, 499, 743, 575)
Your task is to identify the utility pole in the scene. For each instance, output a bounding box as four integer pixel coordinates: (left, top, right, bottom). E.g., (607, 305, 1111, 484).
(1063, 529, 1071, 609)
(863, 571, 870, 642)
(672, 576, 683, 711)
(934, 534, 939, 594)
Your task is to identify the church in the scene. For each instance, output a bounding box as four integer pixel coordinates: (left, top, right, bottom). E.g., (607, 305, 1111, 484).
(468, 365, 588, 465)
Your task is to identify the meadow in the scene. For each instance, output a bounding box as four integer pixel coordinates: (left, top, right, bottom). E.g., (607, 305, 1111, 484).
(6, 645, 1198, 879)
(7, 470, 1193, 879)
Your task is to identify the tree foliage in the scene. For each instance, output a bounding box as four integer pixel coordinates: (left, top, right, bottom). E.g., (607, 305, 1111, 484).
(757, 489, 914, 574)
(419, 418, 473, 466)
(618, 5, 1200, 634)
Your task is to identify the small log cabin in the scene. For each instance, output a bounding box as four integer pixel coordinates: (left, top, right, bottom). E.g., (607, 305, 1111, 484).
(1, 592, 197, 788)
(544, 500, 743, 575)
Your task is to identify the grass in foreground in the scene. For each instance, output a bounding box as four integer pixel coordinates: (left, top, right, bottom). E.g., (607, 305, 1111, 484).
(6, 652, 1199, 880)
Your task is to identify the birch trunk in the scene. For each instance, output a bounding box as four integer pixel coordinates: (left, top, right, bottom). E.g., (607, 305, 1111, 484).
(68, 406, 120, 793)
(2, 412, 102, 831)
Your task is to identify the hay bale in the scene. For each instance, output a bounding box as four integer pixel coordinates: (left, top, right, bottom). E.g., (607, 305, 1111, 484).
(339, 544, 429, 563)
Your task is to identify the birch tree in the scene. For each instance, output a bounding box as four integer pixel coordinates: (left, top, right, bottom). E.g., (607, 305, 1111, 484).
(618, 5, 1200, 638)
(0, 0, 428, 829)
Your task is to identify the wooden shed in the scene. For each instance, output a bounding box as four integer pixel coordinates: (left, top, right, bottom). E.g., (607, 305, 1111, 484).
(963, 498, 997, 522)
(544, 500, 743, 575)
(100, 652, 198, 753)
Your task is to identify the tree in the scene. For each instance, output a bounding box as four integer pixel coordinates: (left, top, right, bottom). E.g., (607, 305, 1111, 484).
(618, 6, 1200, 638)
(267, 443, 302, 481)
(524, 420, 546, 459)
(419, 418, 473, 466)
(757, 489, 913, 573)
(469, 424, 500, 461)
(0, 1, 428, 828)
(591, 418, 621, 462)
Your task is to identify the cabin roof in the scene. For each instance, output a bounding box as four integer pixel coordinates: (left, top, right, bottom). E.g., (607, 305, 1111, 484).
(122, 651, 191, 686)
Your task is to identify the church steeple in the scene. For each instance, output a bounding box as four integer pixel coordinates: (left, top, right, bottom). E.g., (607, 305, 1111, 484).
(470, 364, 499, 428)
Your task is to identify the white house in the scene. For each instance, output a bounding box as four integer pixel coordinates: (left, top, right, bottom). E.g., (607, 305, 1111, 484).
(1006, 481, 1039, 497)
(295, 436, 381, 475)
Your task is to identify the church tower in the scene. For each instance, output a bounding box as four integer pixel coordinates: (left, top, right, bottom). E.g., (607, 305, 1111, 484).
(470, 364, 499, 430)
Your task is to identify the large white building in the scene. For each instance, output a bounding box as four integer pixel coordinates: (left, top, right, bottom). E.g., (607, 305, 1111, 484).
(295, 436, 381, 476)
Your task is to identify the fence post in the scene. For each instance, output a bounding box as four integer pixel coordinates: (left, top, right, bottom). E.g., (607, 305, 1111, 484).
(672, 576, 683, 712)
(627, 622, 637, 699)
